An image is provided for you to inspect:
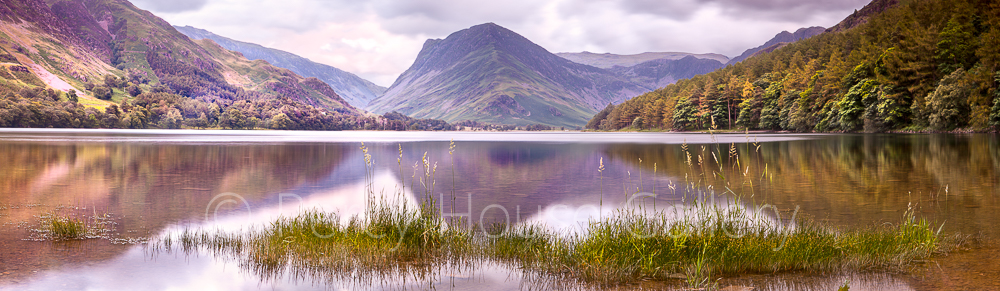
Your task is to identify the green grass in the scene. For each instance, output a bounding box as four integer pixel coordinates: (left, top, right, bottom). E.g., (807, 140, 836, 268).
(46, 215, 87, 240)
(156, 199, 943, 288)
(151, 141, 952, 288)
(506, 204, 940, 286)
(155, 201, 475, 283)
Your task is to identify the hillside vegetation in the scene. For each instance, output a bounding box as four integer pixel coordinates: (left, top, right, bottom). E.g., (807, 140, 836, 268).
(589, 0, 1000, 132)
(0, 0, 385, 130)
(174, 25, 386, 108)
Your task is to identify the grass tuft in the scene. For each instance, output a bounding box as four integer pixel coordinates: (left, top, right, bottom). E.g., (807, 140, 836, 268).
(49, 216, 87, 240)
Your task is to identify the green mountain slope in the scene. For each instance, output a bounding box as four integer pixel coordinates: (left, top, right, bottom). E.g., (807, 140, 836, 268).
(3, 0, 357, 113)
(1, 0, 372, 130)
(174, 25, 385, 108)
(589, 0, 1000, 132)
(367, 23, 648, 128)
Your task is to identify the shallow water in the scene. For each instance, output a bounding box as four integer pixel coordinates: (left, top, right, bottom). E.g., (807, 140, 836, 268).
(0, 129, 997, 290)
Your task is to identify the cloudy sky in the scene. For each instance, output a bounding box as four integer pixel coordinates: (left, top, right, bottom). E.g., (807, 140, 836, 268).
(131, 0, 870, 87)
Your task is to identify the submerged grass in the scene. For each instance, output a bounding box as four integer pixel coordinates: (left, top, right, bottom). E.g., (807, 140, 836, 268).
(478, 202, 942, 287)
(48, 216, 86, 240)
(32, 212, 114, 241)
(150, 140, 952, 288)
(161, 204, 474, 285)
(156, 201, 943, 287)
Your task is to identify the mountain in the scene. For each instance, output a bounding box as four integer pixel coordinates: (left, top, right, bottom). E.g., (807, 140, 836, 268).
(827, 0, 899, 32)
(556, 52, 729, 69)
(5, 0, 356, 110)
(1, 0, 370, 130)
(367, 23, 648, 127)
(727, 26, 826, 65)
(174, 25, 385, 108)
(557, 52, 728, 90)
(590, 0, 996, 133)
(606, 56, 726, 90)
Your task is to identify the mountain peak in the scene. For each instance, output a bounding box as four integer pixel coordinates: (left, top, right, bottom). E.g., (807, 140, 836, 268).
(369, 23, 647, 127)
(469, 22, 502, 30)
(453, 22, 531, 47)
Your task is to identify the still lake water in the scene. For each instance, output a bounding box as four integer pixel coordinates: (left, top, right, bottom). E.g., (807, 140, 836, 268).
(0, 129, 997, 290)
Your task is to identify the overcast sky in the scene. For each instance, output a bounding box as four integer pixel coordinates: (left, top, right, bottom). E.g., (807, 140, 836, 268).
(131, 0, 870, 87)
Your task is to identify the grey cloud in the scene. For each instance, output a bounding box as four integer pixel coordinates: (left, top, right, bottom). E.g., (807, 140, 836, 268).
(369, 0, 545, 36)
(701, 0, 869, 12)
(130, 0, 208, 13)
(610, 0, 869, 22)
(192, 0, 368, 34)
(615, 0, 702, 21)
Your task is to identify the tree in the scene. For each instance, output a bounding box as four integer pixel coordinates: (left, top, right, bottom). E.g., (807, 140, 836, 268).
(92, 86, 112, 100)
(838, 79, 878, 131)
(672, 95, 698, 131)
(220, 108, 246, 129)
(927, 68, 972, 130)
(184, 112, 209, 129)
(126, 84, 142, 97)
(936, 14, 978, 75)
(736, 80, 762, 129)
(885, 20, 940, 126)
(67, 90, 78, 103)
(758, 82, 783, 130)
(706, 84, 728, 129)
(270, 113, 294, 130)
(157, 109, 182, 129)
(989, 73, 1000, 127)
(104, 74, 123, 89)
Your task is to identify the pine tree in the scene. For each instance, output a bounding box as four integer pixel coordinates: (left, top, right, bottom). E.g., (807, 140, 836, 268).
(936, 14, 978, 75)
(672, 95, 699, 131)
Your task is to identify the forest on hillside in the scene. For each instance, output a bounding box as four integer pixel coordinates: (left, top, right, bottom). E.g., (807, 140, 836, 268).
(0, 82, 377, 130)
(588, 0, 1000, 132)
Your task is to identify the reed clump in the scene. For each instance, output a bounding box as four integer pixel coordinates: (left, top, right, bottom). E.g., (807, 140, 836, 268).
(151, 140, 948, 288)
(49, 216, 87, 240)
(33, 213, 94, 241)
(520, 205, 940, 286)
(159, 203, 940, 287)
(155, 200, 475, 285)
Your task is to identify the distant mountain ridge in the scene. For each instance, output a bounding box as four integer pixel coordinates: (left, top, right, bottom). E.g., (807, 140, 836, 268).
(608, 56, 727, 90)
(174, 25, 385, 108)
(556, 52, 726, 94)
(556, 52, 729, 69)
(727, 26, 826, 65)
(368, 23, 648, 127)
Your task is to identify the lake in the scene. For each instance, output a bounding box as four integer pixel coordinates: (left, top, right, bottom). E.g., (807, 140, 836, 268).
(0, 129, 997, 290)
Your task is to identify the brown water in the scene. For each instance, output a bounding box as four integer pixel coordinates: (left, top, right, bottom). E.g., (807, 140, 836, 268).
(0, 129, 997, 290)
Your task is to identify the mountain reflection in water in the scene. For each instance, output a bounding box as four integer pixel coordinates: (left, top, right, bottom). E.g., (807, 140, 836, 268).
(0, 130, 997, 290)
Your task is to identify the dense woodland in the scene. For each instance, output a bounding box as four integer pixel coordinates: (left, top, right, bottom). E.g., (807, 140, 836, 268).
(0, 76, 533, 131)
(589, 0, 1000, 132)
(0, 82, 380, 130)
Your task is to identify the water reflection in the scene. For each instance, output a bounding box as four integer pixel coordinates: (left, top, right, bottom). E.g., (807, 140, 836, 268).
(606, 134, 1000, 235)
(1, 130, 998, 290)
